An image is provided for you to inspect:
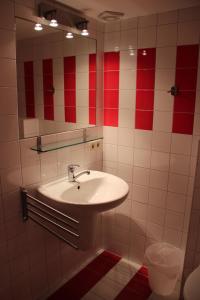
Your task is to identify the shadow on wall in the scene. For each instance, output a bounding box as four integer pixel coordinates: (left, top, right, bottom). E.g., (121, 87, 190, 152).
(103, 211, 147, 265)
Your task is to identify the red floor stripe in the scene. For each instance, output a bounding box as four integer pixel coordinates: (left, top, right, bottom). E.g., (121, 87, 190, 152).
(48, 251, 121, 300)
(114, 266, 152, 300)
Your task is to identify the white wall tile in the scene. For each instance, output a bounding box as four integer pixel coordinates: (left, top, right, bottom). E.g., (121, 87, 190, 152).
(158, 10, 178, 25)
(132, 184, 149, 203)
(153, 111, 173, 132)
(156, 47, 176, 69)
(118, 146, 133, 165)
(104, 32, 120, 52)
(119, 108, 133, 128)
(170, 154, 191, 175)
(154, 91, 173, 112)
(155, 69, 175, 90)
(168, 173, 189, 194)
(151, 151, 170, 171)
(120, 29, 137, 50)
(103, 143, 118, 162)
(149, 188, 166, 208)
(165, 210, 184, 231)
(134, 149, 151, 168)
(171, 134, 192, 155)
(119, 90, 135, 109)
(119, 69, 136, 89)
(134, 130, 152, 150)
(103, 127, 118, 144)
(138, 14, 157, 27)
(133, 167, 150, 186)
(177, 21, 200, 45)
(120, 50, 136, 70)
(150, 170, 168, 190)
(157, 24, 178, 46)
(166, 192, 186, 213)
(147, 205, 165, 226)
(138, 27, 156, 48)
(118, 128, 134, 147)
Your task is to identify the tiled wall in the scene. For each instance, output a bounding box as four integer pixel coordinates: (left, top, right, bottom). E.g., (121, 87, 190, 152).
(102, 6, 200, 273)
(17, 33, 97, 135)
(0, 0, 104, 299)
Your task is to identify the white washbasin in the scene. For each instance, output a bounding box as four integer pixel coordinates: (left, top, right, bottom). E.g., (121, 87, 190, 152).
(38, 170, 129, 213)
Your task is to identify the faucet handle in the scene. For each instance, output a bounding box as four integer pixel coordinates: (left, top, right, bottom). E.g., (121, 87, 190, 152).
(68, 164, 80, 172)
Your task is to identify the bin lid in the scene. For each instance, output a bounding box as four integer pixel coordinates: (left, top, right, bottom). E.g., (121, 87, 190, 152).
(145, 242, 183, 268)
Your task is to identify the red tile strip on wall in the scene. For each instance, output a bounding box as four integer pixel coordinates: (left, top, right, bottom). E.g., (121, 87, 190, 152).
(64, 56, 76, 123)
(114, 266, 152, 300)
(89, 53, 96, 125)
(43, 59, 54, 120)
(47, 251, 121, 300)
(104, 52, 120, 127)
(24, 61, 35, 118)
(172, 45, 199, 135)
(135, 48, 156, 130)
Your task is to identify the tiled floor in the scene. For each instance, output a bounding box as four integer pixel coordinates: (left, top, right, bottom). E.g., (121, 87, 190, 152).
(48, 250, 180, 300)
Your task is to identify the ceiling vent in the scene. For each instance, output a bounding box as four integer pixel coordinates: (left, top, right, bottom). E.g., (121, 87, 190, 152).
(98, 11, 124, 22)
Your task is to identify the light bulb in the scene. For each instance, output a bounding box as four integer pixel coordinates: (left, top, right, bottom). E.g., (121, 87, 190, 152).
(49, 19, 58, 27)
(142, 50, 147, 56)
(129, 49, 135, 56)
(66, 32, 74, 39)
(34, 23, 43, 31)
(81, 29, 89, 36)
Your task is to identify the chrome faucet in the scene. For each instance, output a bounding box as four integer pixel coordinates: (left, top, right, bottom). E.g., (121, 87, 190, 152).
(67, 164, 90, 182)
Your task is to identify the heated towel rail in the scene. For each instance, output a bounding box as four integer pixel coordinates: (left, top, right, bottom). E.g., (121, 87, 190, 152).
(21, 188, 79, 249)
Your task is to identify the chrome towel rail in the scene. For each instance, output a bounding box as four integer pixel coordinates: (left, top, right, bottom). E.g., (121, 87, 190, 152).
(21, 188, 79, 249)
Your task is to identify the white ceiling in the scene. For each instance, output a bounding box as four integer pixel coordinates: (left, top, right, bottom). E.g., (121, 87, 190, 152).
(57, 0, 200, 20)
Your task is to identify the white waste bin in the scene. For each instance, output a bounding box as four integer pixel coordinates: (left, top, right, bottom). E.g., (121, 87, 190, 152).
(145, 242, 183, 296)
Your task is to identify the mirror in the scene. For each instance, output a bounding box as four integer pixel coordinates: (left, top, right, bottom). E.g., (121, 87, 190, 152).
(16, 18, 97, 138)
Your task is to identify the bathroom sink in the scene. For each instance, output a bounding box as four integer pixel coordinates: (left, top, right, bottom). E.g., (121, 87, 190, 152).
(38, 170, 129, 213)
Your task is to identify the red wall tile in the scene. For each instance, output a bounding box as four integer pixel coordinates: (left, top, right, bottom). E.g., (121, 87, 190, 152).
(104, 52, 120, 127)
(173, 44, 199, 135)
(176, 45, 199, 69)
(64, 56, 76, 123)
(65, 107, 76, 123)
(175, 69, 198, 91)
(135, 48, 156, 130)
(64, 56, 76, 74)
(104, 90, 119, 109)
(174, 91, 196, 113)
(137, 48, 156, 69)
(89, 90, 96, 107)
(172, 113, 194, 135)
(44, 105, 54, 120)
(89, 107, 96, 125)
(24, 61, 35, 118)
(104, 109, 118, 127)
(104, 52, 120, 71)
(104, 71, 119, 90)
(135, 110, 153, 130)
(136, 90, 154, 110)
(136, 69, 155, 90)
(89, 53, 96, 125)
(43, 59, 54, 121)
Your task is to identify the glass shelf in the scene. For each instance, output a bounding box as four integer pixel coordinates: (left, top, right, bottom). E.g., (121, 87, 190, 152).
(31, 137, 103, 152)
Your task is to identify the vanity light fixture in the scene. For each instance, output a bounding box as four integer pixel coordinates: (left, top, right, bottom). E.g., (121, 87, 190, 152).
(34, 23, 43, 31)
(49, 18, 58, 27)
(66, 32, 74, 39)
(76, 20, 89, 36)
(81, 28, 89, 36)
